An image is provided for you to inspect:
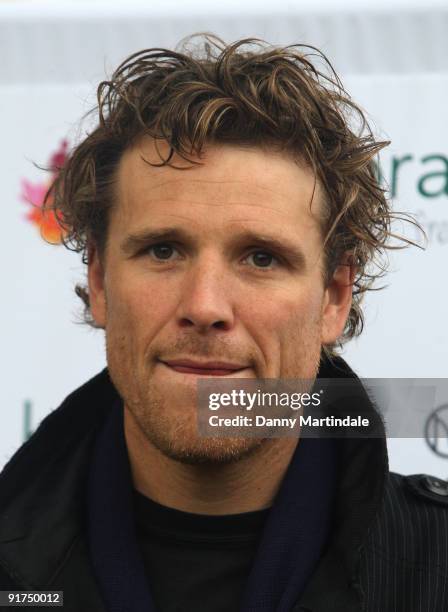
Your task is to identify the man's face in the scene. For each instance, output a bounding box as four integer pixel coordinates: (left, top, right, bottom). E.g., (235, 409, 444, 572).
(89, 139, 352, 464)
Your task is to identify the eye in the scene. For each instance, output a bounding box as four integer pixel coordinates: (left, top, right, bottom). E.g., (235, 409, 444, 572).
(246, 250, 279, 269)
(146, 243, 179, 261)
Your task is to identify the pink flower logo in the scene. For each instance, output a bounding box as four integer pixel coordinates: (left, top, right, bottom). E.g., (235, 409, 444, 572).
(21, 140, 69, 244)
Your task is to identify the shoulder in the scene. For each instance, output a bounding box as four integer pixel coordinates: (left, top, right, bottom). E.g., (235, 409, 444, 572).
(364, 471, 448, 565)
(383, 471, 448, 516)
(0, 370, 114, 484)
(358, 472, 448, 610)
(0, 369, 116, 516)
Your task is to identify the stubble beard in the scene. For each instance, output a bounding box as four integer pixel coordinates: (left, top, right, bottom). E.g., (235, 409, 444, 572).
(127, 380, 266, 466)
(105, 314, 322, 467)
(105, 333, 265, 466)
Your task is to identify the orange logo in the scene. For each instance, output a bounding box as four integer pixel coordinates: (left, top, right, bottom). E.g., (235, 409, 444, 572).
(21, 140, 69, 244)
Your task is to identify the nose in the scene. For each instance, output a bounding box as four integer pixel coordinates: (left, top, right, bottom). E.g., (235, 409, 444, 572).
(175, 257, 235, 333)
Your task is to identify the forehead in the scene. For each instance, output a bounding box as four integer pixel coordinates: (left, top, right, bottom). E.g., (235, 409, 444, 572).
(112, 138, 324, 242)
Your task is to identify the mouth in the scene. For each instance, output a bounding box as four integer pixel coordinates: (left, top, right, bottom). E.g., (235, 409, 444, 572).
(159, 359, 249, 376)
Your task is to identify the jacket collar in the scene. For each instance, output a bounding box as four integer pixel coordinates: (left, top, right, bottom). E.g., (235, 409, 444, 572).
(0, 356, 388, 610)
(0, 369, 118, 587)
(296, 356, 389, 611)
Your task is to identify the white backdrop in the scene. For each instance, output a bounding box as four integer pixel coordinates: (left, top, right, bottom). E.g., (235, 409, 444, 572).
(1, 1, 447, 474)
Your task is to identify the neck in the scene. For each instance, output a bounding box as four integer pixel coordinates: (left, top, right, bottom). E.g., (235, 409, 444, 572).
(124, 408, 298, 515)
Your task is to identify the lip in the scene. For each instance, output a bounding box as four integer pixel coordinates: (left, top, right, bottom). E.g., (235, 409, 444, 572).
(159, 358, 248, 376)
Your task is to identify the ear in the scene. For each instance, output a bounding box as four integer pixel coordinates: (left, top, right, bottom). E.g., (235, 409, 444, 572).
(321, 256, 356, 345)
(87, 243, 107, 328)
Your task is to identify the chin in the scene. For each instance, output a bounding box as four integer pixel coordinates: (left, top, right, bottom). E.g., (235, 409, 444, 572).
(132, 406, 265, 465)
(151, 434, 265, 466)
(113, 366, 263, 465)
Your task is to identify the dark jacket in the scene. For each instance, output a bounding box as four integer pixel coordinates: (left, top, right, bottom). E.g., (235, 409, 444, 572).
(1, 360, 448, 611)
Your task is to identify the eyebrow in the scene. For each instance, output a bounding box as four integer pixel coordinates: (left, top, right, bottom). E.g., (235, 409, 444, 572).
(121, 227, 307, 269)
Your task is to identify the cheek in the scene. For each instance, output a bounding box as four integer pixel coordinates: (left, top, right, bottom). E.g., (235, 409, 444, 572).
(105, 269, 180, 349)
(105, 274, 148, 335)
(241, 285, 324, 378)
(248, 285, 324, 340)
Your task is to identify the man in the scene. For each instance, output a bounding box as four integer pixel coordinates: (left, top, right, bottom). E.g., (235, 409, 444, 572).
(1, 35, 447, 612)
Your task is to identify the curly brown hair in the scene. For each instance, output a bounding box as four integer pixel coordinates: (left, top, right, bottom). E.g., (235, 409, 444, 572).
(47, 34, 420, 356)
